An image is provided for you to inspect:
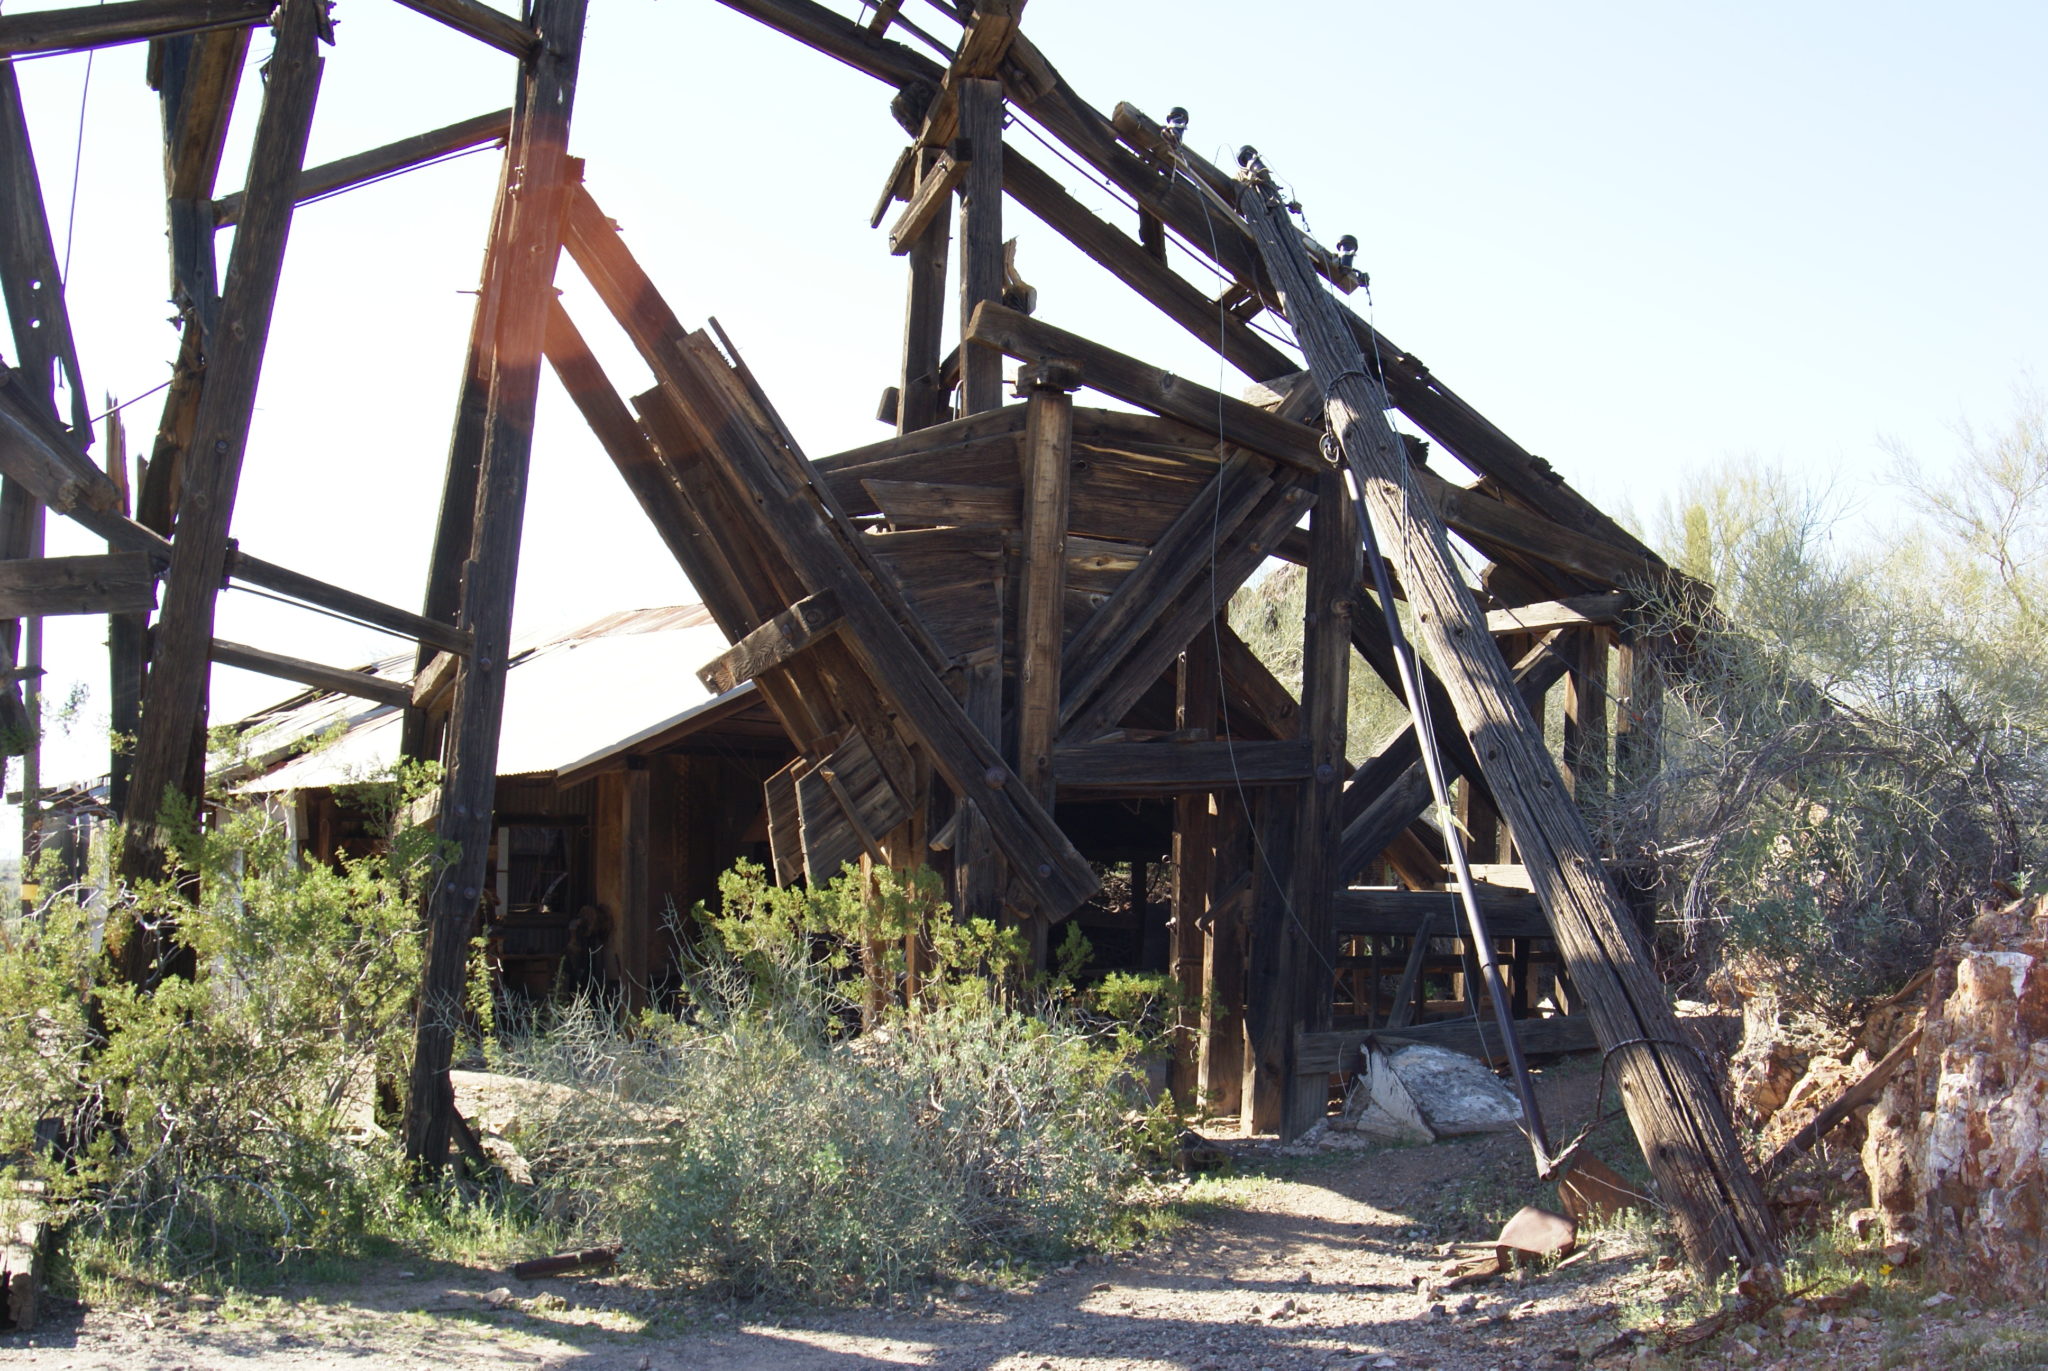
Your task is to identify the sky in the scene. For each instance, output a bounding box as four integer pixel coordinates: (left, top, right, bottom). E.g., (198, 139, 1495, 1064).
(4, 0, 2044, 853)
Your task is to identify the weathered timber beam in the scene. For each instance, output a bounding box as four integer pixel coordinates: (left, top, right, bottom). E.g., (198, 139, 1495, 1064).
(697, 590, 844, 694)
(227, 550, 474, 656)
(412, 649, 457, 710)
(886, 150, 966, 253)
(1001, 145, 1296, 383)
(0, 0, 270, 59)
(1295, 1015, 1595, 1076)
(209, 639, 410, 709)
(965, 300, 1322, 473)
(1051, 739, 1310, 794)
(1216, 623, 1299, 740)
(1334, 887, 1548, 940)
(213, 107, 513, 226)
(0, 553, 156, 617)
(710, 0, 944, 88)
(1242, 172, 1776, 1272)
(955, 77, 1004, 414)
(391, 0, 534, 57)
(1416, 467, 1659, 589)
(405, 0, 587, 1174)
(1016, 373, 1074, 802)
(121, 0, 325, 903)
(1486, 591, 1627, 636)
(0, 375, 122, 514)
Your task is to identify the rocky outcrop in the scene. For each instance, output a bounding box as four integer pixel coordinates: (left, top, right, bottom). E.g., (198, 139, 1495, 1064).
(1865, 896, 2048, 1297)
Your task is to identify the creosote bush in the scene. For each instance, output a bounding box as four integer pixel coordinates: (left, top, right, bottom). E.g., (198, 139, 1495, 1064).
(497, 860, 1166, 1301)
(0, 766, 448, 1286)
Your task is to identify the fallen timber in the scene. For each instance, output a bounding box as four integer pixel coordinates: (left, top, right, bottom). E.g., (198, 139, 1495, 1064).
(0, 0, 1780, 1274)
(1237, 162, 1778, 1272)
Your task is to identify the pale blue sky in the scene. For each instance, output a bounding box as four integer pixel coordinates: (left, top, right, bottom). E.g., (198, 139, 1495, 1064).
(5, 0, 2044, 842)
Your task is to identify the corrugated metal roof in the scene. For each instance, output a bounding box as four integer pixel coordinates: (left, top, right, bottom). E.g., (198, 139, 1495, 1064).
(224, 605, 740, 793)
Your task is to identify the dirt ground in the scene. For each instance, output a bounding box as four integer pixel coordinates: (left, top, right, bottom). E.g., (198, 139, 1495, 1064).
(5, 1064, 2045, 1371)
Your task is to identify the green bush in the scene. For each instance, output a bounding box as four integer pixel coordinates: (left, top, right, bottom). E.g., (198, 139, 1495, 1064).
(0, 769, 443, 1285)
(498, 861, 1159, 1300)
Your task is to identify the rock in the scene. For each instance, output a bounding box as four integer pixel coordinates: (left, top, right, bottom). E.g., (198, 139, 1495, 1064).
(481, 1287, 515, 1308)
(1864, 896, 2048, 1298)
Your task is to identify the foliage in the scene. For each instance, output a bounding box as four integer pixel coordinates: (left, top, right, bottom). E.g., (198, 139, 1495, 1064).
(1621, 397, 2048, 1012)
(497, 860, 1165, 1301)
(0, 762, 448, 1285)
(1229, 564, 1410, 761)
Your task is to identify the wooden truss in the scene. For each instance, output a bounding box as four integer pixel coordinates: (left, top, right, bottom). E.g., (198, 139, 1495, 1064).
(0, 0, 1775, 1270)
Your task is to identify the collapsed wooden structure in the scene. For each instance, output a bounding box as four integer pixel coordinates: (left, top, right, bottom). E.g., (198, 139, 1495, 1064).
(0, 0, 1777, 1270)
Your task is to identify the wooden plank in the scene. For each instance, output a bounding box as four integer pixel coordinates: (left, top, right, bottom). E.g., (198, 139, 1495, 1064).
(411, 649, 458, 711)
(1241, 172, 1776, 1272)
(1487, 592, 1627, 636)
(697, 590, 844, 695)
(1216, 623, 1300, 740)
(0, 0, 270, 59)
(1052, 739, 1309, 794)
(404, 0, 587, 1174)
(896, 147, 952, 431)
(213, 107, 512, 226)
(391, 0, 534, 57)
(119, 0, 325, 912)
(227, 549, 474, 656)
(1001, 145, 1296, 383)
(1016, 379, 1073, 803)
(0, 375, 122, 515)
(956, 78, 1005, 414)
(710, 0, 944, 90)
(965, 301, 1323, 473)
(209, 638, 410, 708)
(1294, 1014, 1596, 1076)
(887, 150, 968, 255)
(1334, 887, 1549, 940)
(1416, 466, 1658, 589)
(0, 553, 156, 617)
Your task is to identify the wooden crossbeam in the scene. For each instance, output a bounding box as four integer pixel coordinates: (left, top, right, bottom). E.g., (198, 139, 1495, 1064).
(965, 301, 1322, 472)
(1486, 592, 1627, 635)
(1334, 886, 1548, 940)
(0, 376, 121, 515)
(0, 554, 156, 617)
(0, 0, 271, 59)
(209, 639, 410, 709)
(1051, 740, 1309, 794)
(711, 0, 944, 89)
(227, 550, 474, 657)
(886, 150, 967, 254)
(214, 107, 513, 226)
(697, 591, 845, 695)
(391, 0, 534, 57)
(1295, 1015, 1595, 1076)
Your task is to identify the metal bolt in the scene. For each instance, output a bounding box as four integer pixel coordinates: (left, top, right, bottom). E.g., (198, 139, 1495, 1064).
(1037, 863, 1052, 878)
(214, 439, 229, 454)
(463, 886, 479, 899)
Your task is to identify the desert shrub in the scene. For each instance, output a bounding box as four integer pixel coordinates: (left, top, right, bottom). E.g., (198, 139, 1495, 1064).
(1619, 407, 2048, 1013)
(0, 767, 445, 1284)
(498, 860, 1157, 1300)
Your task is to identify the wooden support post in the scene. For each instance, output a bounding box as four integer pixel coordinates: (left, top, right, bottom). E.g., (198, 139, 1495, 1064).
(118, 0, 324, 930)
(897, 148, 952, 432)
(1563, 626, 1610, 803)
(1015, 368, 1074, 803)
(1204, 804, 1251, 1120)
(403, 0, 587, 1173)
(1242, 785, 1297, 1134)
(1169, 627, 1218, 1106)
(1281, 466, 1357, 1139)
(1613, 620, 1664, 925)
(1240, 175, 1777, 1273)
(594, 763, 651, 1011)
(954, 78, 1005, 415)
